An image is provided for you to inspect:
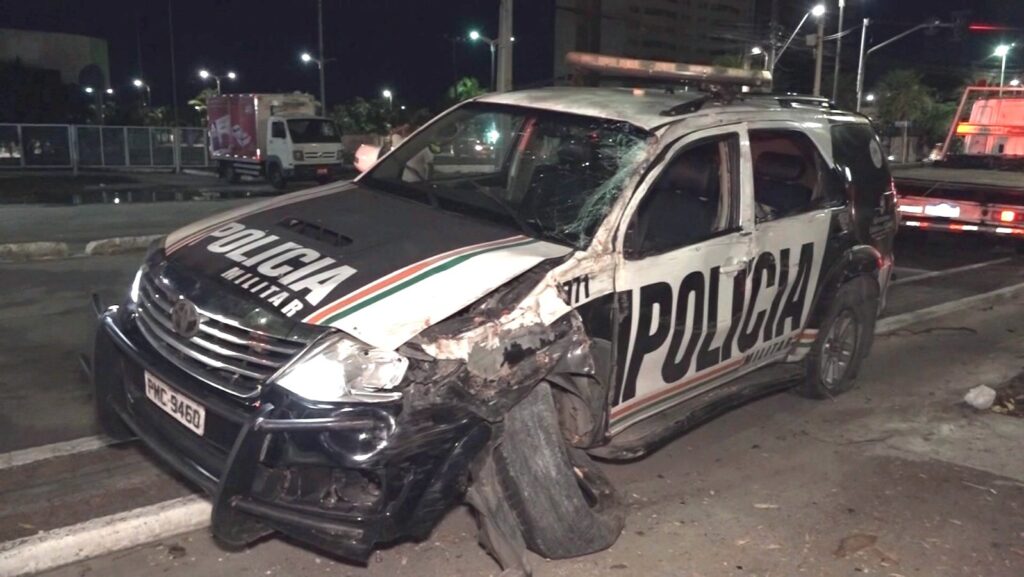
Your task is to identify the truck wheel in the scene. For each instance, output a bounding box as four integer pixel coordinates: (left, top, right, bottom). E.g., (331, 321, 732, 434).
(796, 277, 878, 399)
(267, 164, 286, 190)
(224, 163, 241, 184)
(493, 382, 624, 559)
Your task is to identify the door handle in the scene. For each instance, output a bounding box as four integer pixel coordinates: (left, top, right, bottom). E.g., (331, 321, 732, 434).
(721, 257, 748, 275)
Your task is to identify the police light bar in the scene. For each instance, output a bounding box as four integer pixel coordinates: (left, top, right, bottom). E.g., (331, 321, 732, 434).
(566, 52, 773, 91)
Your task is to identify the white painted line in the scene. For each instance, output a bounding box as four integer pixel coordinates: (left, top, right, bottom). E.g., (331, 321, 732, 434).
(878, 280, 1024, 333)
(890, 257, 1012, 286)
(0, 435, 124, 471)
(892, 265, 933, 276)
(0, 495, 210, 576)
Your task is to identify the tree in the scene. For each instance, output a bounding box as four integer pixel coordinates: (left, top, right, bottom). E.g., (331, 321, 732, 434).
(875, 70, 933, 128)
(187, 88, 219, 116)
(330, 97, 392, 134)
(446, 76, 486, 104)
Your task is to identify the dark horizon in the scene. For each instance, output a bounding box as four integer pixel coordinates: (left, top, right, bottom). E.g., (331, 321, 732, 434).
(2, 0, 1023, 110)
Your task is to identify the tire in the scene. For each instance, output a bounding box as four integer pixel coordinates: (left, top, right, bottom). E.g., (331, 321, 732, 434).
(494, 383, 624, 559)
(267, 163, 286, 190)
(224, 163, 241, 184)
(796, 277, 878, 399)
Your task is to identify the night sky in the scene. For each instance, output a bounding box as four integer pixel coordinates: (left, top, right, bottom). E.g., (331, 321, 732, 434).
(1, 0, 1022, 110)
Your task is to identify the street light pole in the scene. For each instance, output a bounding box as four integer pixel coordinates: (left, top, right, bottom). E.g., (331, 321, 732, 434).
(855, 19, 947, 111)
(772, 4, 825, 73)
(199, 69, 236, 96)
(317, 0, 326, 111)
(855, 18, 869, 112)
(996, 45, 1013, 97)
(831, 0, 845, 100)
(813, 10, 826, 96)
(469, 30, 499, 91)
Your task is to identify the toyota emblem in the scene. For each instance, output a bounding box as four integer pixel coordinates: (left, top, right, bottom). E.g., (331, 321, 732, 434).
(171, 299, 201, 339)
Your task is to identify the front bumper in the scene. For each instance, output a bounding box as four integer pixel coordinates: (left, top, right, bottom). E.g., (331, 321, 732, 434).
(93, 306, 490, 561)
(285, 163, 342, 181)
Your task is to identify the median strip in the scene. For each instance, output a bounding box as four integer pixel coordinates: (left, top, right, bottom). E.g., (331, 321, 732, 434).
(0, 496, 209, 577)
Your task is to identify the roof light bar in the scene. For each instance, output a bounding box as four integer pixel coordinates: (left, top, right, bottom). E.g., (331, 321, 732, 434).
(566, 52, 773, 91)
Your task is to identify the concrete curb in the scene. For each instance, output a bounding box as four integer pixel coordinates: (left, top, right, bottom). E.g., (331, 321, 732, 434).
(0, 241, 69, 262)
(84, 235, 164, 256)
(0, 496, 210, 576)
(0, 235, 161, 262)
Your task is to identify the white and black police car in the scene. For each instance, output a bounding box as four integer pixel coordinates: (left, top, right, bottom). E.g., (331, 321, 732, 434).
(93, 53, 897, 575)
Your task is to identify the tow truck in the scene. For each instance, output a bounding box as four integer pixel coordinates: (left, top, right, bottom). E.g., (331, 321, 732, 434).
(893, 86, 1024, 242)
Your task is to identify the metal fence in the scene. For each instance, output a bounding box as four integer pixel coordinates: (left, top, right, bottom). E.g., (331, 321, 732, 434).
(0, 124, 210, 171)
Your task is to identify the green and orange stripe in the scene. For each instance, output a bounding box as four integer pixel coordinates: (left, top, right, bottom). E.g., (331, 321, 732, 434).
(305, 235, 538, 325)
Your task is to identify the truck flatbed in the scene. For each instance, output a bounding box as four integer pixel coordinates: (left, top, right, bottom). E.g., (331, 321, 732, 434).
(892, 166, 1024, 190)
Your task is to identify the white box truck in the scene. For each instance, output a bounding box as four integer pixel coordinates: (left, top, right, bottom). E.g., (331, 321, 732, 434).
(207, 93, 344, 189)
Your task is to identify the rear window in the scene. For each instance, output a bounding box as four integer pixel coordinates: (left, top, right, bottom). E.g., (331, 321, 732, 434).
(830, 123, 891, 196)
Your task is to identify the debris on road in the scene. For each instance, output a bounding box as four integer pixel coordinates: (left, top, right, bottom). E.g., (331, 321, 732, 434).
(992, 371, 1024, 418)
(834, 533, 878, 558)
(964, 385, 997, 410)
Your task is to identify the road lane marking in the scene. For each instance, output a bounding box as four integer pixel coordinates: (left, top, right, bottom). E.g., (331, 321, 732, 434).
(890, 257, 1012, 287)
(0, 435, 127, 471)
(878, 280, 1024, 333)
(0, 495, 209, 577)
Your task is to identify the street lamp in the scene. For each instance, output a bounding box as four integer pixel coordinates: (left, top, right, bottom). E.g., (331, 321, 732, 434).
(83, 86, 95, 94)
(105, 88, 114, 95)
(995, 44, 1014, 96)
(865, 93, 876, 102)
(1011, 78, 1022, 87)
(469, 29, 498, 91)
(300, 52, 327, 112)
(382, 89, 393, 109)
(771, 4, 826, 73)
(133, 78, 152, 107)
(198, 69, 236, 95)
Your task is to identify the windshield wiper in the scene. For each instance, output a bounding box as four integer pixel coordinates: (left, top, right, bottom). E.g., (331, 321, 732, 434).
(469, 183, 543, 239)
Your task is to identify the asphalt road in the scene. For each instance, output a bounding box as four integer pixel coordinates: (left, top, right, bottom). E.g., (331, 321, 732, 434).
(1, 227, 1023, 576)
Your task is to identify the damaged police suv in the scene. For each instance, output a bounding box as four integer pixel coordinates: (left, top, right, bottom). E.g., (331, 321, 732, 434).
(94, 55, 896, 575)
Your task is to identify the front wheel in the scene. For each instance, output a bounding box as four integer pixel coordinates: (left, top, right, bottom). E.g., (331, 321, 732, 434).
(796, 277, 878, 399)
(493, 383, 624, 559)
(267, 164, 287, 190)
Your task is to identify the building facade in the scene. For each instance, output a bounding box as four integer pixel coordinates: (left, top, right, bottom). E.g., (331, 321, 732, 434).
(554, 0, 757, 79)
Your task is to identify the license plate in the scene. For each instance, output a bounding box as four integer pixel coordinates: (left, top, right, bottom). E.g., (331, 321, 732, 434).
(145, 372, 206, 436)
(316, 167, 328, 176)
(924, 203, 960, 218)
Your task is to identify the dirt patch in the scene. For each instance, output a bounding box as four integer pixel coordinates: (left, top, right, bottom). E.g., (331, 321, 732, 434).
(993, 371, 1024, 417)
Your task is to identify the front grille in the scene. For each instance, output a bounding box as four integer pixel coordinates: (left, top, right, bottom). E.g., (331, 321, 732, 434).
(302, 151, 335, 160)
(135, 272, 309, 398)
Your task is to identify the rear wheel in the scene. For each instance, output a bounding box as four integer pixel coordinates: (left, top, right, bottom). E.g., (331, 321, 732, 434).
(493, 383, 624, 559)
(796, 277, 878, 399)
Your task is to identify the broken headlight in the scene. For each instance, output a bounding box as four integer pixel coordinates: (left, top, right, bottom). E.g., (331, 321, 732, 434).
(274, 333, 408, 403)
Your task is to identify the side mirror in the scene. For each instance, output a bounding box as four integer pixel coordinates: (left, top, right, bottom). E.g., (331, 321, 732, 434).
(354, 144, 381, 173)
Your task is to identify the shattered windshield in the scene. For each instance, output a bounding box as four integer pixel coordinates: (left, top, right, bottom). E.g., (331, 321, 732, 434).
(287, 119, 340, 143)
(364, 103, 652, 248)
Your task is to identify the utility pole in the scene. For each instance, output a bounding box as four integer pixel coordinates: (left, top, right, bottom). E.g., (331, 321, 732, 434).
(813, 11, 825, 96)
(768, 0, 779, 78)
(168, 0, 180, 173)
(497, 0, 513, 92)
(831, 0, 845, 100)
(317, 0, 327, 112)
(855, 18, 869, 111)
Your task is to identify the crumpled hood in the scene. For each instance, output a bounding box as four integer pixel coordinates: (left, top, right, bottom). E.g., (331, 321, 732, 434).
(163, 182, 573, 350)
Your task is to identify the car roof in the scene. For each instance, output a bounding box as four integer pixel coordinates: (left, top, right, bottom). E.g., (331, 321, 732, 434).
(476, 86, 862, 132)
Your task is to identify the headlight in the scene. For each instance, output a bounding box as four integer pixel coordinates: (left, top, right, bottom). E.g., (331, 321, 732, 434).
(293, 150, 304, 161)
(129, 237, 165, 304)
(274, 333, 408, 403)
(129, 267, 143, 303)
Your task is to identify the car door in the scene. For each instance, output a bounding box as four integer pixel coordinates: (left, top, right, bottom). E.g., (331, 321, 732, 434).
(609, 125, 758, 433)
(746, 124, 837, 366)
(268, 120, 290, 165)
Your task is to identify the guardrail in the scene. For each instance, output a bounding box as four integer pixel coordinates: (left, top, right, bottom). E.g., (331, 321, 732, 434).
(0, 124, 210, 172)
